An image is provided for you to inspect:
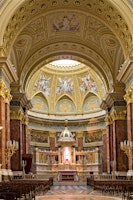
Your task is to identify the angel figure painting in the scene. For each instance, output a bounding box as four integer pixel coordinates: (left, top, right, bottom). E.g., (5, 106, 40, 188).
(79, 74, 98, 93)
(33, 74, 51, 97)
(56, 77, 73, 95)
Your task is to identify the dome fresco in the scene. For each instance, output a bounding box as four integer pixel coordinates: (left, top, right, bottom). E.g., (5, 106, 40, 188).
(27, 59, 106, 117)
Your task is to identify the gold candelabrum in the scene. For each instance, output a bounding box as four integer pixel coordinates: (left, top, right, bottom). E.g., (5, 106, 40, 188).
(120, 140, 133, 159)
(5, 140, 19, 164)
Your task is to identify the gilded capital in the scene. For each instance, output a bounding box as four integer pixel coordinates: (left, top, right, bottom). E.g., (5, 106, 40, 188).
(124, 87, 133, 104)
(101, 128, 107, 135)
(26, 128, 32, 135)
(49, 132, 56, 138)
(110, 109, 127, 121)
(0, 81, 12, 104)
(10, 109, 23, 121)
(77, 132, 83, 138)
(105, 114, 112, 126)
(22, 113, 29, 125)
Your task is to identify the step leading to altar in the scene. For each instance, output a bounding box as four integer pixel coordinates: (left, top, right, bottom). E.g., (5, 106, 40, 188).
(53, 169, 87, 186)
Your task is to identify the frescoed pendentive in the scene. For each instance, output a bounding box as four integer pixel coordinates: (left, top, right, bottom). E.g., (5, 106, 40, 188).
(33, 74, 51, 96)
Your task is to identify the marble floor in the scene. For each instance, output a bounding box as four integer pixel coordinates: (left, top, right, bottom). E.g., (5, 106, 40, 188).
(36, 185, 122, 200)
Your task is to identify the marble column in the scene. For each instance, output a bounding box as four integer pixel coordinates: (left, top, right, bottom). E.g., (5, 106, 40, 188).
(77, 132, 83, 151)
(10, 109, 23, 171)
(0, 95, 6, 169)
(0, 81, 12, 171)
(110, 108, 127, 172)
(26, 128, 32, 154)
(101, 89, 128, 174)
(49, 132, 56, 151)
(124, 87, 133, 173)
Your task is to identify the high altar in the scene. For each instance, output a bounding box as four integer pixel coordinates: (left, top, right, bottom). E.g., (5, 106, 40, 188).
(33, 125, 102, 182)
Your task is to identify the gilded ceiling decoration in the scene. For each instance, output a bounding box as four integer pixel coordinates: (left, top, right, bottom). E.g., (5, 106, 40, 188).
(3, 0, 132, 58)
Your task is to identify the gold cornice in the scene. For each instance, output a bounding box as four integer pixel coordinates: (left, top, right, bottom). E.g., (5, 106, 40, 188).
(124, 86, 133, 104)
(49, 132, 56, 138)
(0, 80, 12, 104)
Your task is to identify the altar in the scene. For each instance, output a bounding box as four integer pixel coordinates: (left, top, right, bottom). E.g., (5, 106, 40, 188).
(58, 170, 78, 182)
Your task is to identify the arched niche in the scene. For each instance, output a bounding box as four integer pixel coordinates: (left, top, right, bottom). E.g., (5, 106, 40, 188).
(83, 93, 101, 113)
(55, 95, 76, 114)
(31, 92, 48, 113)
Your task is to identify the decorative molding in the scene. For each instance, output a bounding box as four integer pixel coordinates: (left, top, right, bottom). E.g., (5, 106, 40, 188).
(101, 90, 126, 110)
(2, 0, 132, 57)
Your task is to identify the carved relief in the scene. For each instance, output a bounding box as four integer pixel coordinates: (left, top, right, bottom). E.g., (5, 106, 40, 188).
(31, 132, 48, 143)
(85, 132, 102, 143)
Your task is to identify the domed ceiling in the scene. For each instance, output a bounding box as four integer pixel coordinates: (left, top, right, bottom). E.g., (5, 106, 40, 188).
(27, 57, 106, 118)
(5, 0, 131, 122)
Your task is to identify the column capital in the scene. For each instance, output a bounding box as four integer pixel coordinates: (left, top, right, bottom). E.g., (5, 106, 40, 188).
(0, 80, 12, 104)
(77, 132, 83, 138)
(10, 109, 24, 121)
(110, 108, 127, 121)
(124, 86, 133, 104)
(22, 113, 29, 125)
(49, 132, 56, 138)
(26, 128, 32, 135)
(105, 114, 113, 126)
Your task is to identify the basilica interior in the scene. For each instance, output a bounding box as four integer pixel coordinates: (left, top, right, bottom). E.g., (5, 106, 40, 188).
(0, 0, 133, 199)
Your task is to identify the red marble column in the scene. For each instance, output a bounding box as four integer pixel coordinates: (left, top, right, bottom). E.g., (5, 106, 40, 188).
(22, 124, 26, 155)
(112, 120, 127, 171)
(127, 102, 133, 170)
(0, 96, 6, 169)
(10, 119, 22, 171)
(102, 133, 108, 172)
(49, 132, 55, 151)
(106, 124, 113, 173)
(5, 103, 10, 169)
(77, 132, 83, 151)
(26, 129, 31, 154)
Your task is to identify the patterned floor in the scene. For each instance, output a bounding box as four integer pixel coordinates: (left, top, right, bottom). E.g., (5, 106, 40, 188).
(36, 185, 122, 200)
